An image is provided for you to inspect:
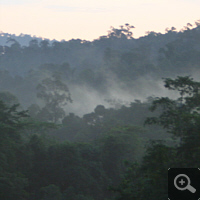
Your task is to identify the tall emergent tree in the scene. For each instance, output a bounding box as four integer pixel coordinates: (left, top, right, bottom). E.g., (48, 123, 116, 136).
(36, 73, 72, 123)
(108, 23, 135, 39)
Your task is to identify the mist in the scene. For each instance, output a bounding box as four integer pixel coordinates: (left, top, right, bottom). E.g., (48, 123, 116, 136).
(1, 22, 200, 116)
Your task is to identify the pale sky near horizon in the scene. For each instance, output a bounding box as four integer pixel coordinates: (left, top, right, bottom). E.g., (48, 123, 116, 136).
(0, 0, 200, 41)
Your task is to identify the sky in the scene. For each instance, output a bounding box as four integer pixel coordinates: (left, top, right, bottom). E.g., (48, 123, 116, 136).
(0, 0, 200, 41)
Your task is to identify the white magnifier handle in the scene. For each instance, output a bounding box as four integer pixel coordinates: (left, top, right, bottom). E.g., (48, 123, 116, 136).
(187, 184, 196, 193)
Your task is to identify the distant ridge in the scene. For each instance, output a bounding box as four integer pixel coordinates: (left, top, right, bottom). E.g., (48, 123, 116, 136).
(0, 32, 57, 46)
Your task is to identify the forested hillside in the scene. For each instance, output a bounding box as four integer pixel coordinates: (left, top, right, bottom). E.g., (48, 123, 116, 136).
(0, 21, 200, 199)
(1, 22, 200, 113)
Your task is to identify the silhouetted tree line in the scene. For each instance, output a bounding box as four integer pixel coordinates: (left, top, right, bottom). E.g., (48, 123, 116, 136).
(0, 21, 200, 77)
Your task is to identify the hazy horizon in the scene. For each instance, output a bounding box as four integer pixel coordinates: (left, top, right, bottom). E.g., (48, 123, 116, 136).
(1, 0, 200, 41)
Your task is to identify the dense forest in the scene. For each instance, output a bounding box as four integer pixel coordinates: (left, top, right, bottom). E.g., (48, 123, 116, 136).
(0, 20, 200, 199)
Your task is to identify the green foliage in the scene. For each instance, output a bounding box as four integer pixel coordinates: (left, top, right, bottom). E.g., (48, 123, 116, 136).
(0, 172, 29, 200)
(0, 94, 167, 199)
(0, 100, 28, 145)
(36, 74, 72, 123)
(40, 184, 62, 200)
(114, 141, 174, 199)
(0, 101, 29, 199)
(1, 22, 200, 199)
(115, 76, 200, 199)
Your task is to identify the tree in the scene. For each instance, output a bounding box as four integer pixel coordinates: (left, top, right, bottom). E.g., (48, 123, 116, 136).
(36, 73, 72, 123)
(114, 76, 200, 199)
(29, 39, 39, 49)
(113, 141, 174, 200)
(100, 126, 143, 186)
(108, 24, 135, 39)
(40, 184, 62, 200)
(145, 76, 200, 167)
(0, 100, 29, 200)
(6, 38, 21, 51)
(40, 40, 49, 50)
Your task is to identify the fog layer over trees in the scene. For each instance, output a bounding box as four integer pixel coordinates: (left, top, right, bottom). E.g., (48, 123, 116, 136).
(0, 22, 200, 113)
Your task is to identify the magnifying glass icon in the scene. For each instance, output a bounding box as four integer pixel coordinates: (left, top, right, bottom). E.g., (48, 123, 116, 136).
(174, 174, 196, 193)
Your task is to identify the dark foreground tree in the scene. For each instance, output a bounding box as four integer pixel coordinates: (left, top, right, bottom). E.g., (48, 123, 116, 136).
(145, 76, 200, 167)
(0, 100, 29, 200)
(114, 76, 200, 199)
